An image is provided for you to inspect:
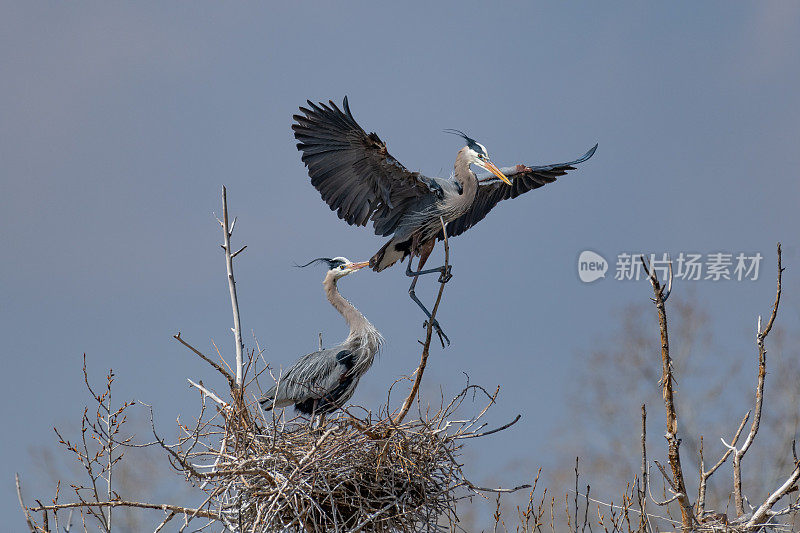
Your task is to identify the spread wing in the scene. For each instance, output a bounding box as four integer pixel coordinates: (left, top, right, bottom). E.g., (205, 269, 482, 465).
(443, 144, 598, 238)
(293, 97, 434, 235)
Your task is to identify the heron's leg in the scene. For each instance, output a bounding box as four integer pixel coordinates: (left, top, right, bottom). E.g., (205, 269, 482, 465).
(310, 400, 319, 428)
(406, 260, 453, 283)
(405, 241, 453, 283)
(407, 249, 450, 347)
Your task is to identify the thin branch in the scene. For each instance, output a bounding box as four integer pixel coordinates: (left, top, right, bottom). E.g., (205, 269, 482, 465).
(28, 501, 221, 522)
(187, 379, 229, 409)
(173, 333, 236, 391)
(466, 482, 532, 494)
(220, 185, 244, 389)
(653, 460, 679, 495)
(760, 242, 783, 339)
(746, 458, 800, 528)
(733, 242, 783, 517)
(574, 490, 682, 526)
(105, 372, 112, 532)
(697, 410, 750, 515)
(153, 511, 176, 533)
(16, 474, 36, 533)
(393, 216, 450, 425)
(639, 404, 648, 531)
(453, 414, 521, 439)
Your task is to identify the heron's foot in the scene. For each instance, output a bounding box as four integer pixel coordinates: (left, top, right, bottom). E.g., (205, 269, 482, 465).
(424, 318, 450, 348)
(406, 262, 450, 279)
(437, 265, 452, 284)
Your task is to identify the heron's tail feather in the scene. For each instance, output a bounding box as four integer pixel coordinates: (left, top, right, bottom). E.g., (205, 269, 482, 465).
(370, 238, 409, 272)
(259, 386, 293, 411)
(259, 397, 274, 411)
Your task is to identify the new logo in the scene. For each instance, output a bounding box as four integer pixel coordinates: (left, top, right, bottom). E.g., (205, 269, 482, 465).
(578, 250, 608, 283)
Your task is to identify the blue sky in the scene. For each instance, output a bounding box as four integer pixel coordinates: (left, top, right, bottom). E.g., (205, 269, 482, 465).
(2, 2, 799, 526)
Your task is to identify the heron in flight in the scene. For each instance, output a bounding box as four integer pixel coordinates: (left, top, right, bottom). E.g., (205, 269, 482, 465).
(260, 257, 382, 424)
(293, 97, 597, 345)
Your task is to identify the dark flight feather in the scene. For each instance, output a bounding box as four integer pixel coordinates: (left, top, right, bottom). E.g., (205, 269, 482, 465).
(293, 97, 434, 233)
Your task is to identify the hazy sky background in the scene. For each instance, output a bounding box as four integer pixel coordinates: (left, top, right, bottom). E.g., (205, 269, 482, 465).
(2, 2, 799, 527)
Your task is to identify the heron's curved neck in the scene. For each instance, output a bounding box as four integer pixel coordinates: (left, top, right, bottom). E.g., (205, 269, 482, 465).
(324, 274, 368, 339)
(454, 149, 478, 200)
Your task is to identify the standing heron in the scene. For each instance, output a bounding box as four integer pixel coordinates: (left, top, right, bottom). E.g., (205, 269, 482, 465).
(259, 257, 382, 423)
(293, 97, 597, 344)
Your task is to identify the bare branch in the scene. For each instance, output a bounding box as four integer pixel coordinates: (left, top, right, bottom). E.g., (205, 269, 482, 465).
(153, 511, 176, 532)
(760, 242, 783, 339)
(16, 474, 36, 533)
(697, 410, 750, 515)
(187, 379, 229, 409)
(393, 216, 450, 425)
(220, 185, 244, 389)
(640, 255, 694, 530)
(453, 414, 521, 439)
(28, 501, 221, 522)
(639, 404, 649, 530)
(746, 458, 800, 528)
(173, 333, 236, 391)
(732, 243, 783, 517)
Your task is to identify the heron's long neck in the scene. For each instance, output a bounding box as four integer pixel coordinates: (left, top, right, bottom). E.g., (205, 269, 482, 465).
(324, 275, 368, 340)
(453, 149, 478, 203)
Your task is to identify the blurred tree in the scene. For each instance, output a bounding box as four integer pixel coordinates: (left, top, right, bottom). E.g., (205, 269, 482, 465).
(555, 294, 800, 517)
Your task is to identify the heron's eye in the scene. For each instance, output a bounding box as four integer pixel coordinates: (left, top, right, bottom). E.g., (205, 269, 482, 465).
(339, 265, 345, 270)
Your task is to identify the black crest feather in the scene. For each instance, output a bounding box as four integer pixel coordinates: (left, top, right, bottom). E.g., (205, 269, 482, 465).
(443, 129, 485, 155)
(295, 257, 335, 269)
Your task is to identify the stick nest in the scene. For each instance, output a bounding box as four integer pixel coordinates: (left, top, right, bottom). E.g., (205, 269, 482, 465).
(169, 384, 518, 532)
(238, 418, 460, 531)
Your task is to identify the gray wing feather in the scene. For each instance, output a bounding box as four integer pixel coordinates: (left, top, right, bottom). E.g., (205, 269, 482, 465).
(260, 347, 346, 409)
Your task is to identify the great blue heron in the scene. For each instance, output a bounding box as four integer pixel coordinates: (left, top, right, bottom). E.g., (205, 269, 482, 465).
(293, 97, 597, 344)
(259, 257, 382, 423)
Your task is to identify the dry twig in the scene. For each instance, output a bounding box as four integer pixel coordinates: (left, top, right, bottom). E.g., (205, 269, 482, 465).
(394, 216, 450, 425)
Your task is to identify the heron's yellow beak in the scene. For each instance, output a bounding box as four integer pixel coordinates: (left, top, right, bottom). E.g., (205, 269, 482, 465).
(482, 160, 512, 185)
(348, 261, 370, 271)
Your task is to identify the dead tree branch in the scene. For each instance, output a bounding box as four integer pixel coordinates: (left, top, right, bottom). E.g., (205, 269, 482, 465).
(27, 500, 221, 521)
(16, 474, 36, 533)
(640, 256, 694, 531)
(713, 243, 785, 523)
(698, 410, 750, 515)
(394, 216, 450, 425)
(173, 332, 236, 390)
(218, 185, 245, 390)
(746, 453, 800, 529)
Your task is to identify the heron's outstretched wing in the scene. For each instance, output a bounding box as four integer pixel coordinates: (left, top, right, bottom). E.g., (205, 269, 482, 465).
(442, 144, 598, 238)
(293, 97, 432, 234)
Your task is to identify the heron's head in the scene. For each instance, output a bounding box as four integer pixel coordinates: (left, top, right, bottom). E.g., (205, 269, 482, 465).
(444, 129, 511, 185)
(297, 256, 370, 280)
